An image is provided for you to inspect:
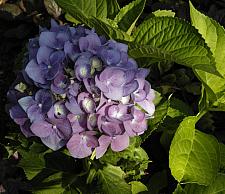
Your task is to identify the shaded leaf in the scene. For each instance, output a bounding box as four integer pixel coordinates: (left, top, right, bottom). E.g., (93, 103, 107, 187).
(147, 170, 168, 194)
(106, 0, 120, 19)
(96, 164, 132, 194)
(114, 0, 146, 34)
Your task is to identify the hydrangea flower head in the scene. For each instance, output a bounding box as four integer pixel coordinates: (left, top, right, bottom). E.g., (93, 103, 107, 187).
(7, 20, 155, 159)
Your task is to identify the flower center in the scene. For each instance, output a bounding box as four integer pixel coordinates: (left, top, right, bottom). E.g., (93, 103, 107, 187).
(53, 125, 57, 129)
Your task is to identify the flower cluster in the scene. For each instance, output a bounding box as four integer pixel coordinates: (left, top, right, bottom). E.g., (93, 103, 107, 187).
(7, 20, 155, 159)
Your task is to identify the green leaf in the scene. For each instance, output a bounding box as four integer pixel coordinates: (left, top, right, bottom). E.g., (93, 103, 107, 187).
(219, 143, 225, 171)
(152, 10, 175, 17)
(96, 164, 132, 194)
(18, 149, 46, 180)
(55, 0, 131, 41)
(173, 184, 186, 194)
(65, 13, 81, 24)
(130, 16, 219, 75)
(55, 0, 107, 19)
(88, 17, 133, 41)
(189, 1, 225, 104)
(106, 0, 120, 19)
(32, 172, 64, 194)
(142, 97, 193, 141)
(183, 173, 225, 194)
(129, 181, 148, 194)
(114, 0, 146, 35)
(44, 151, 80, 173)
(169, 116, 220, 185)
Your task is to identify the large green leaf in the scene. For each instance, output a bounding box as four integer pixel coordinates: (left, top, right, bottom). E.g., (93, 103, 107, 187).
(131, 17, 219, 75)
(189, 1, 225, 104)
(183, 173, 225, 194)
(96, 164, 132, 194)
(114, 0, 146, 34)
(169, 116, 220, 185)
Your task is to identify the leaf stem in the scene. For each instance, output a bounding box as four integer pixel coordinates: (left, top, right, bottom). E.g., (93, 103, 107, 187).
(196, 109, 208, 121)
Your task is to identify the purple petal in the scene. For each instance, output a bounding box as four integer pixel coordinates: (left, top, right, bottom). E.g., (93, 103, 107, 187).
(67, 133, 95, 158)
(96, 135, 111, 159)
(39, 32, 57, 48)
(64, 41, 80, 61)
(124, 119, 147, 137)
(9, 105, 27, 125)
(111, 133, 129, 152)
(95, 75, 109, 93)
(132, 108, 145, 122)
(67, 113, 86, 133)
(104, 86, 123, 101)
(30, 121, 53, 137)
(25, 60, 46, 84)
(20, 120, 35, 137)
(49, 51, 65, 65)
(18, 96, 35, 112)
(41, 131, 66, 151)
(27, 104, 45, 122)
(54, 118, 72, 139)
(37, 46, 53, 64)
(35, 89, 53, 113)
(137, 100, 155, 116)
(123, 80, 138, 97)
(132, 89, 147, 102)
(65, 97, 83, 115)
(136, 68, 149, 78)
(79, 34, 101, 53)
(68, 82, 80, 96)
(87, 113, 97, 130)
(101, 120, 124, 136)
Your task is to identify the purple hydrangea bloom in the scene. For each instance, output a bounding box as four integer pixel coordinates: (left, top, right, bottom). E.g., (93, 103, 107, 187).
(7, 20, 155, 159)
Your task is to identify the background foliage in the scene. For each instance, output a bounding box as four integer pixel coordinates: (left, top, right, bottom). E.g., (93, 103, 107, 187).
(1, 0, 225, 193)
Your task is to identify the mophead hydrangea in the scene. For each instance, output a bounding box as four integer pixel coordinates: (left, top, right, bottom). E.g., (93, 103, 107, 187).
(7, 20, 155, 159)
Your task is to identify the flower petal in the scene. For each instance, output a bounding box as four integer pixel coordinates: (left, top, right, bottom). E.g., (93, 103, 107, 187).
(111, 133, 129, 152)
(67, 134, 93, 158)
(96, 135, 111, 159)
(25, 60, 46, 84)
(30, 121, 53, 137)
